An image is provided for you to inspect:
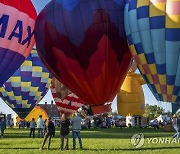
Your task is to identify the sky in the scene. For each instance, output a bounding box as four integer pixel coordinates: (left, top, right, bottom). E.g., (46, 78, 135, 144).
(0, 0, 172, 116)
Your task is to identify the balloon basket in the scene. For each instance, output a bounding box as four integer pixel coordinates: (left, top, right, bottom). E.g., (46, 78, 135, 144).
(163, 124, 172, 132)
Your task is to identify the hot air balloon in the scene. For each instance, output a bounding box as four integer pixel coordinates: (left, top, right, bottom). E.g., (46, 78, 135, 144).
(0, 0, 37, 86)
(0, 50, 52, 119)
(35, 0, 132, 105)
(51, 77, 84, 117)
(172, 103, 180, 114)
(25, 106, 48, 122)
(125, 0, 180, 103)
(117, 61, 145, 116)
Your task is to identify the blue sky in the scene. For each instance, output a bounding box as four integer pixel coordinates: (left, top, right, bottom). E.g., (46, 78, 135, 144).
(0, 0, 172, 116)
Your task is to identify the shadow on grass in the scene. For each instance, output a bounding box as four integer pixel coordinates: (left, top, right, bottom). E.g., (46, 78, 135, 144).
(0, 146, 179, 151)
(83, 146, 180, 151)
(0, 147, 38, 150)
(4, 128, 175, 139)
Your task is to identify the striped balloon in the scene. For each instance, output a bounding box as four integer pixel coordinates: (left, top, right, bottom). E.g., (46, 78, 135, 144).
(0, 0, 37, 86)
(51, 79, 84, 117)
(0, 50, 52, 119)
(125, 0, 180, 103)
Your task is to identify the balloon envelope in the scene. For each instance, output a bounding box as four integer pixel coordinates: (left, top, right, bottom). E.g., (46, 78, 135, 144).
(0, 0, 37, 86)
(117, 74, 145, 116)
(25, 106, 48, 122)
(125, 0, 180, 103)
(35, 0, 131, 105)
(0, 50, 52, 119)
(117, 61, 145, 116)
(51, 78, 84, 117)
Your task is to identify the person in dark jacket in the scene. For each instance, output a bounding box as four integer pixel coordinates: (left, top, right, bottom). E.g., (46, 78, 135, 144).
(0, 118, 6, 138)
(40, 117, 55, 150)
(60, 113, 70, 150)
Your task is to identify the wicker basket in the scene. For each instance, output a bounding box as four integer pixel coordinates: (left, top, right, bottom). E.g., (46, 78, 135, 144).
(164, 124, 172, 132)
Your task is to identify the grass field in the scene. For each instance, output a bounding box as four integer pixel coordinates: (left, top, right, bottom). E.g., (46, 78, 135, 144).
(0, 127, 179, 154)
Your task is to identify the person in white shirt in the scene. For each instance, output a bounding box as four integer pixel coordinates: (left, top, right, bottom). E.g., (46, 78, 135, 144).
(37, 115, 44, 138)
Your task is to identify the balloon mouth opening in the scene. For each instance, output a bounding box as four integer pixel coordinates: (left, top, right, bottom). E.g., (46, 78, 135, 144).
(14, 108, 33, 119)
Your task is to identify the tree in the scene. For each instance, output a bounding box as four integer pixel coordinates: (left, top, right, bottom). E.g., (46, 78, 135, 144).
(164, 111, 172, 117)
(143, 104, 165, 120)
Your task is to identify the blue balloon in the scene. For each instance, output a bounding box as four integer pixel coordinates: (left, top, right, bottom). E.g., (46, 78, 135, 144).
(124, 0, 180, 103)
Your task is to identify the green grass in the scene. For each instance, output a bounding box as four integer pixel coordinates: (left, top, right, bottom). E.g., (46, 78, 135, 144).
(0, 127, 179, 154)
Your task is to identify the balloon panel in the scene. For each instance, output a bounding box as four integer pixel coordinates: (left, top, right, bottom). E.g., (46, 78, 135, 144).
(51, 77, 70, 100)
(35, 0, 131, 105)
(0, 0, 37, 86)
(125, 0, 180, 103)
(91, 104, 111, 115)
(14, 108, 33, 119)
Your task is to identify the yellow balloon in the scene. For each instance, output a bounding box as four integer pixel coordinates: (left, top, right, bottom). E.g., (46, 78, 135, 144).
(117, 69, 145, 116)
(25, 106, 48, 122)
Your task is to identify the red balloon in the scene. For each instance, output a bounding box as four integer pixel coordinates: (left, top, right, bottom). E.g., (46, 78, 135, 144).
(35, 0, 131, 105)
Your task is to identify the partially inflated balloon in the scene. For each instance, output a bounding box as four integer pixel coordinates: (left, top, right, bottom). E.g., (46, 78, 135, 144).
(0, 0, 37, 86)
(125, 0, 180, 103)
(35, 0, 131, 105)
(25, 106, 48, 122)
(51, 77, 84, 117)
(117, 61, 145, 116)
(0, 50, 52, 119)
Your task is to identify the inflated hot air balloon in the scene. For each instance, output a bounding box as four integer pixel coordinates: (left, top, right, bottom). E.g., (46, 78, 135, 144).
(125, 0, 180, 103)
(35, 0, 132, 105)
(0, 0, 37, 86)
(117, 61, 145, 116)
(25, 106, 48, 122)
(0, 50, 52, 119)
(51, 77, 84, 117)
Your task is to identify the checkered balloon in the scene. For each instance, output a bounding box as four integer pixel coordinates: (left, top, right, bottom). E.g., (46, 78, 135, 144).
(0, 50, 52, 119)
(125, 0, 180, 103)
